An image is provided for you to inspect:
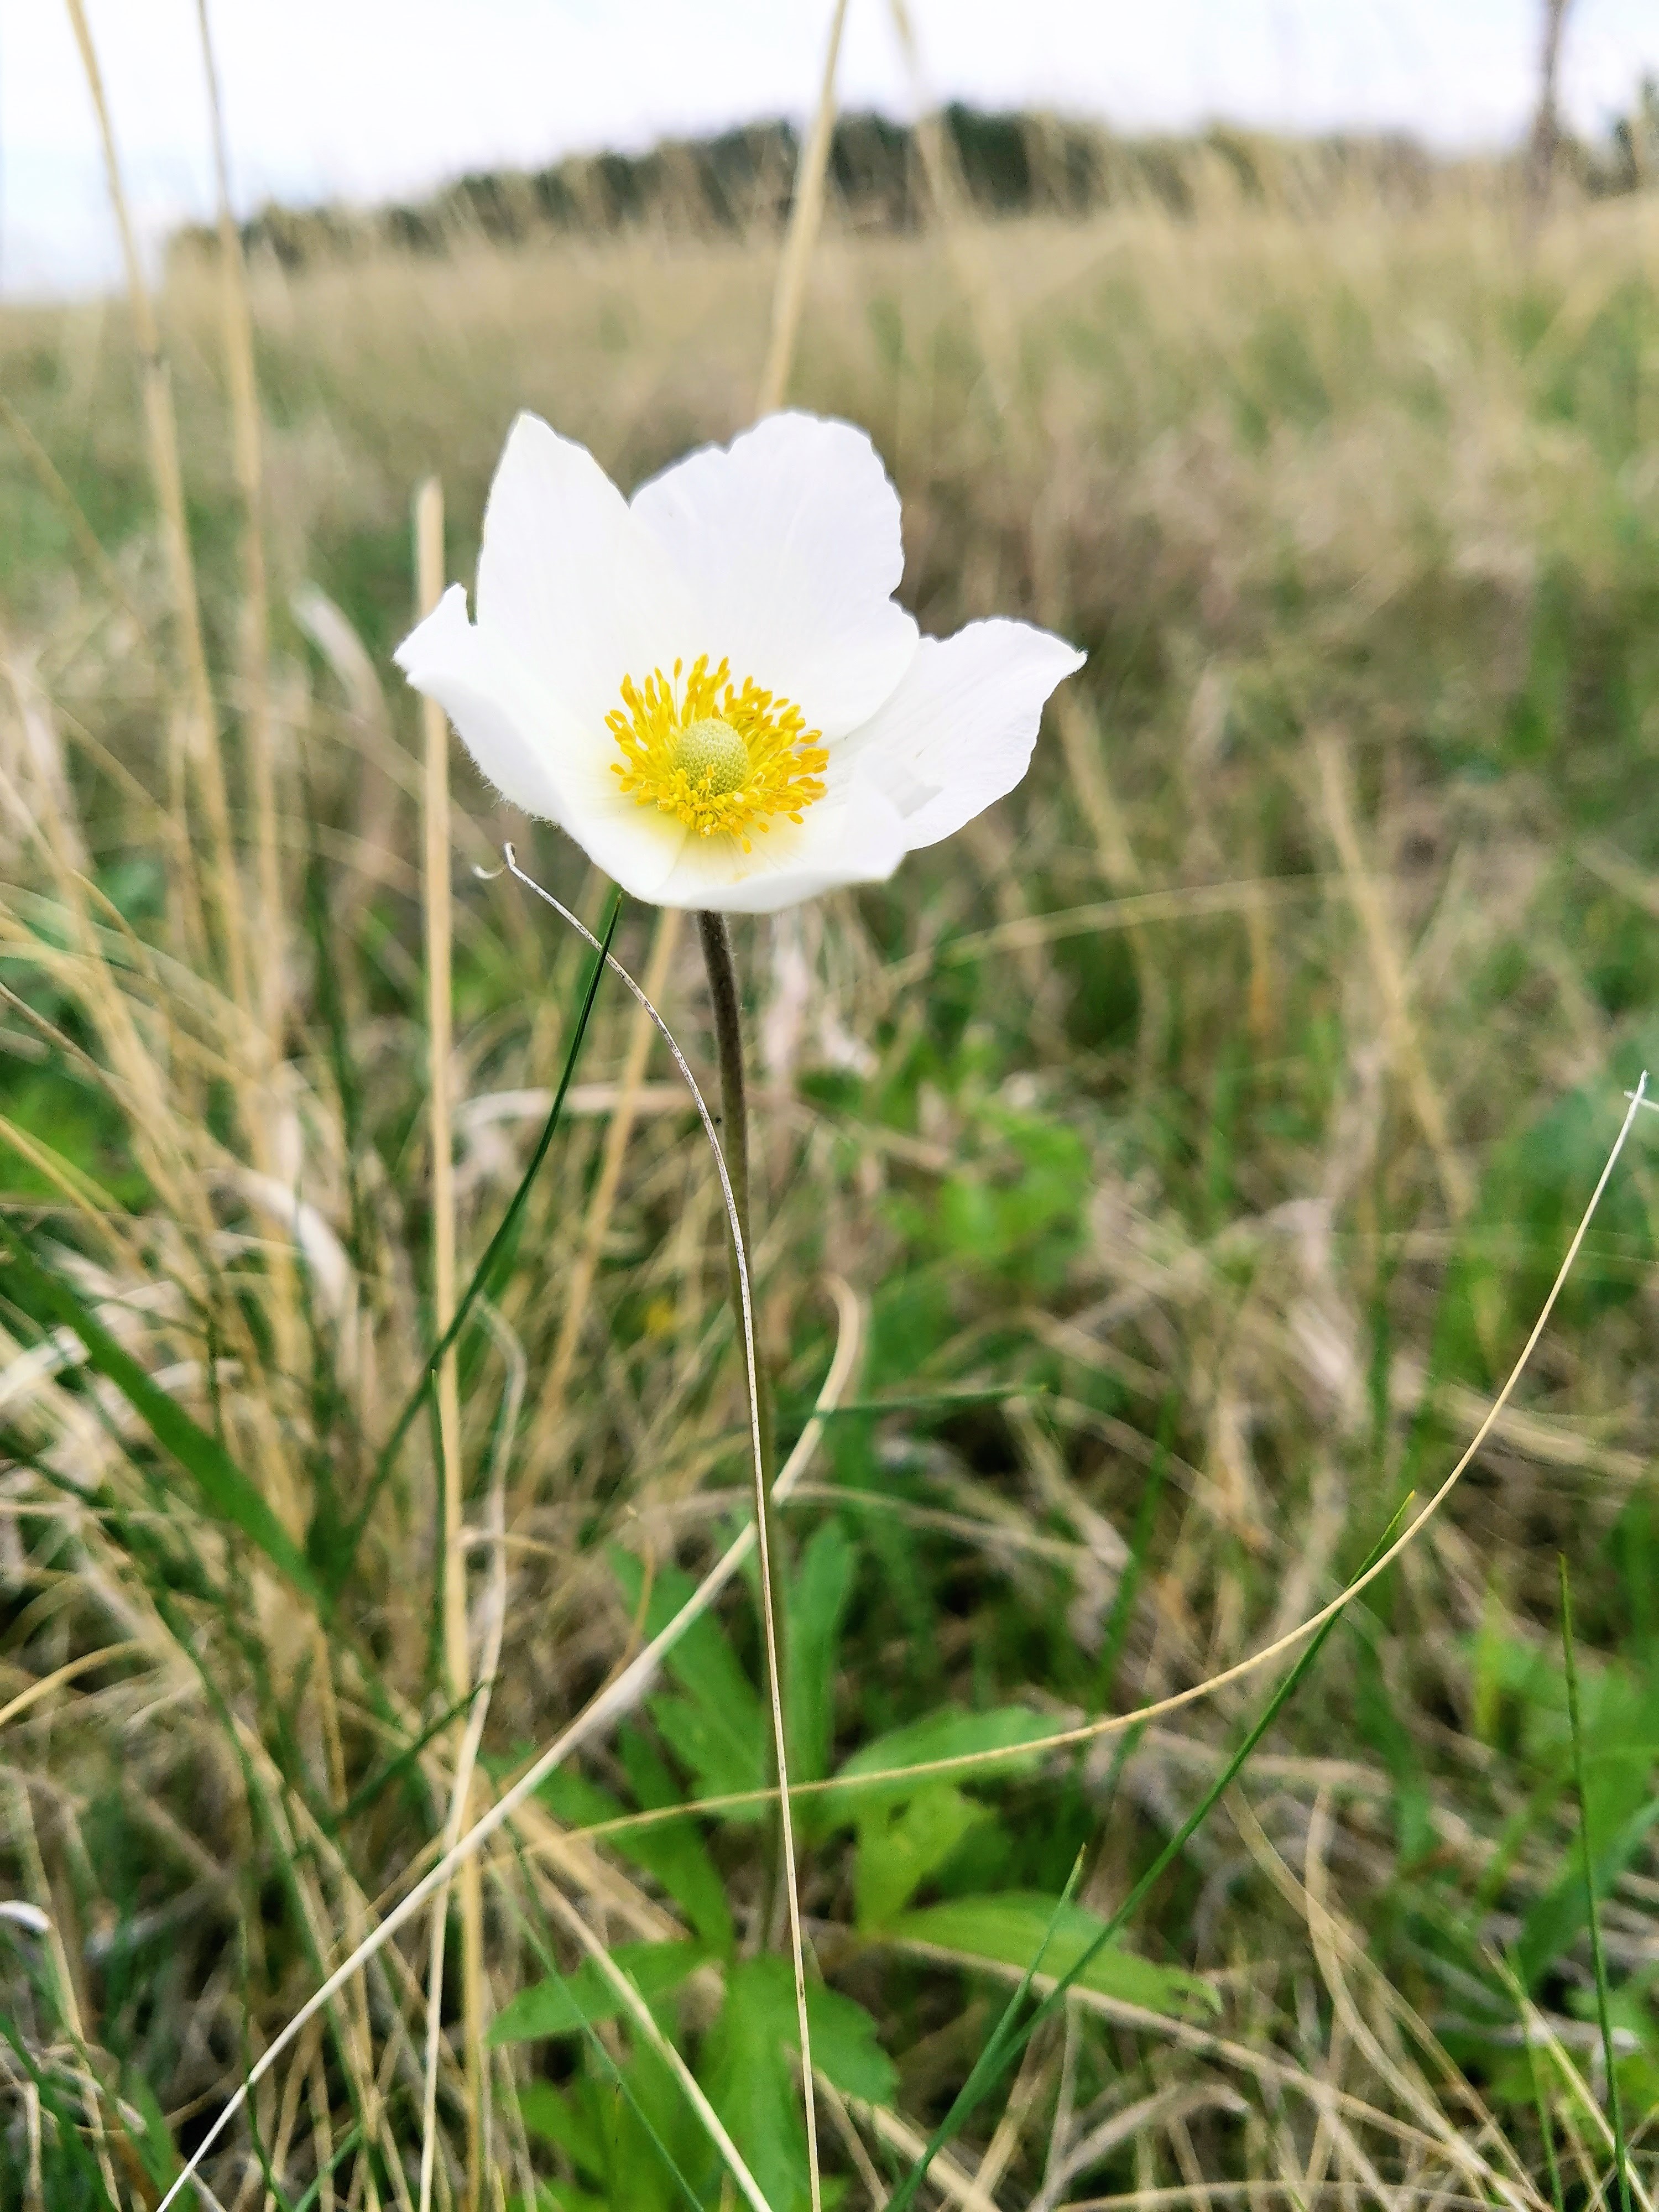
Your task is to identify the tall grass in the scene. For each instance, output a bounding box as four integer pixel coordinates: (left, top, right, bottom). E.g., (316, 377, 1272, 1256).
(2, 46, 1659, 2211)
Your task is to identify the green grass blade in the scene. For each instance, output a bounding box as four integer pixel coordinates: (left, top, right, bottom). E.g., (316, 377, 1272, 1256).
(1511, 1947, 1565, 2212)
(1560, 1553, 1631, 2212)
(886, 1493, 1414, 2212)
(290, 2126, 362, 2212)
(0, 1223, 324, 1608)
(885, 1854, 1085, 2212)
(335, 882, 622, 1577)
(0, 2007, 123, 2210)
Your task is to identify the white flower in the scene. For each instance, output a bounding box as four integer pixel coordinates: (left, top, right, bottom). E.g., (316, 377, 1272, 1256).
(396, 410, 1084, 914)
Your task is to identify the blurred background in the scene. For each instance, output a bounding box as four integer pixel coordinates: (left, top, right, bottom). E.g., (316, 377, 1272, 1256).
(7, 0, 1659, 296)
(5, 4, 1659, 2209)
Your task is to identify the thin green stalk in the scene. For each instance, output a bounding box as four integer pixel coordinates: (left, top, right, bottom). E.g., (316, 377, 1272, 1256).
(337, 884, 621, 1574)
(696, 910, 785, 1642)
(886, 1495, 1414, 2212)
(1514, 1947, 1566, 2212)
(1560, 1553, 1631, 2212)
(696, 906, 820, 2212)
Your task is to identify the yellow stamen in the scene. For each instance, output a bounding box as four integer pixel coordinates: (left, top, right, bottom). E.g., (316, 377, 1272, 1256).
(607, 653, 828, 850)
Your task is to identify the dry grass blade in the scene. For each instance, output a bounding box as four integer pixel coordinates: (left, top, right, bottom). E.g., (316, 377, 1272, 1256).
(194, 0, 282, 1044)
(414, 476, 486, 2212)
(64, 0, 248, 1016)
(1313, 734, 1473, 1224)
(757, 0, 851, 417)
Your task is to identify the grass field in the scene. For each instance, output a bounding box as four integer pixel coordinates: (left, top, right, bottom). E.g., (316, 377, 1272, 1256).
(4, 149, 1659, 2212)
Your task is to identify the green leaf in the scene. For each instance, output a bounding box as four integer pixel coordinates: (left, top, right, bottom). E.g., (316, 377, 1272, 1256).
(0, 1228, 322, 1606)
(649, 1694, 766, 1813)
(855, 1786, 988, 1931)
(487, 1940, 703, 2044)
(804, 1982, 899, 2105)
(892, 1893, 1215, 2018)
(1517, 1782, 1659, 1996)
(541, 1759, 733, 1958)
(517, 2081, 606, 2179)
(820, 1704, 1053, 1823)
(787, 1522, 857, 1788)
(1350, 1610, 1436, 1866)
(700, 1957, 808, 2212)
(586, 2042, 713, 2212)
(701, 1959, 895, 2212)
(609, 1552, 766, 1815)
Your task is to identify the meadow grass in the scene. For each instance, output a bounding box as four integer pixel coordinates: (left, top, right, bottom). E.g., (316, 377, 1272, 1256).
(2, 149, 1659, 2212)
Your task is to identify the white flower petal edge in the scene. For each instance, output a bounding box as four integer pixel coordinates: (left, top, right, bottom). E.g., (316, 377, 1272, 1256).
(846, 618, 1088, 853)
(473, 412, 696, 737)
(395, 583, 689, 902)
(632, 413, 918, 740)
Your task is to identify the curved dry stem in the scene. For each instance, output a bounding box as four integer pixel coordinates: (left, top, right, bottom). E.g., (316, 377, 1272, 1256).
(546, 1070, 1650, 1829)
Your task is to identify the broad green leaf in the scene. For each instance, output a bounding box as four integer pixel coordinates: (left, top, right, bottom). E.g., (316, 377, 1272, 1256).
(618, 1730, 737, 1955)
(855, 1786, 988, 1931)
(649, 1693, 768, 1814)
(0, 1228, 321, 1606)
(587, 2042, 713, 2212)
(820, 1704, 1053, 1823)
(610, 1551, 766, 1814)
(528, 2184, 604, 2212)
(700, 1957, 808, 2212)
(701, 1958, 895, 2212)
(891, 1893, 1215, 2018)
(787, 1522, 857, 1788)
(1518, 1791, 1659, 1989)
(517, 2082, 606, 2179)
(541, 1762, 733, 1957)
(487, 1940, 703, 2044)
(801, 1971, 898, 2105)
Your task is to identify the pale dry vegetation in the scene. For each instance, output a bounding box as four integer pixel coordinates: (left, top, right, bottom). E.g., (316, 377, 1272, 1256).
(2, 158, 1659, 2212)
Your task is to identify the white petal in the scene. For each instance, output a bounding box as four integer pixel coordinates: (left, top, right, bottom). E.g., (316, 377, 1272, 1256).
(654, 767, 910, 916)
(0, 1901, 49, 1934)
(395, 585, 689, 903)
(474, 412, 695, 734)
(848, 618, 1086, 851)
(631, 412, 919, 739)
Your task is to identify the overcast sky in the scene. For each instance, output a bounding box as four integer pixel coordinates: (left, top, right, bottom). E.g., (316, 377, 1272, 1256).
(6, 0, 1657, 299)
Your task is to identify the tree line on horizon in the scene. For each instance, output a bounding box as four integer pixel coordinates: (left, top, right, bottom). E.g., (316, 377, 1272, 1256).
(168, 88, 1659, 273)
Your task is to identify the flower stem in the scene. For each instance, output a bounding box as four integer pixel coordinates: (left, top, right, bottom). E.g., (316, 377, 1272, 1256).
(696, 912, 786, 1641)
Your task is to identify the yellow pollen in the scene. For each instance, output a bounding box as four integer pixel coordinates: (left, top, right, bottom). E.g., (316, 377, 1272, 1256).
(607, 653, 828, 850)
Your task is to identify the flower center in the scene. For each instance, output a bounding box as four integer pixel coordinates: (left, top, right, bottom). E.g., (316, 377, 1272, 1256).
(671, 716, 751, 797)
(607, 654, 828, 850)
